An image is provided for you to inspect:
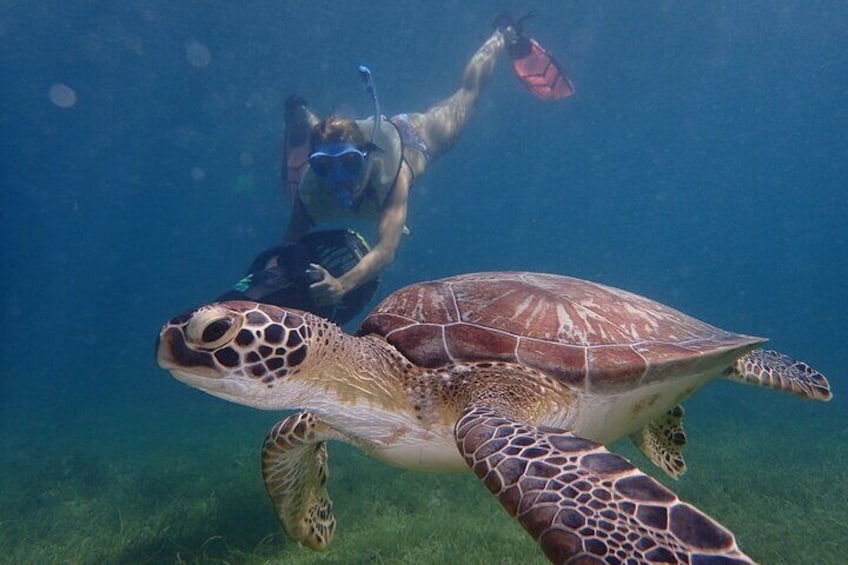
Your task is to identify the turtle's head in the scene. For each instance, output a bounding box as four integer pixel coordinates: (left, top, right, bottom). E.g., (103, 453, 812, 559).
(156, 301, 323, 409)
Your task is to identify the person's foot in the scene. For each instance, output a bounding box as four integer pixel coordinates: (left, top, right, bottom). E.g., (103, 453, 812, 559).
(284, 95, 308, 124)
(493, 12, 520, 46)
(494, 11, 537, 58)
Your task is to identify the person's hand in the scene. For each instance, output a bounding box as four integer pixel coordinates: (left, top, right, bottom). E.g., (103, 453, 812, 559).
(307, 263, 345, 306)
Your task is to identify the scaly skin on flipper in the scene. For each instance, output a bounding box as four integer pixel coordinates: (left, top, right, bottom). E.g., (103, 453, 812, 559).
(630, 405, 688, 479)
(726, 349, 832, 401)
(262, 412, 343, 549)
(455, 406, 756, 564)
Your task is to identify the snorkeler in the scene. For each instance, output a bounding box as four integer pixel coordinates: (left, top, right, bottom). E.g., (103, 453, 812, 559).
(226, 13, 573, 321)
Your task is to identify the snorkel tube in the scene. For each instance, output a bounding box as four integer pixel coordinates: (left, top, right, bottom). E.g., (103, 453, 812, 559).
(357, 65, 381, 143)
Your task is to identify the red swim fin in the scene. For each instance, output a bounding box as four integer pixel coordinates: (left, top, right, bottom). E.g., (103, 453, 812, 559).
(283, 96, 314, 204)
(511, 37, 574, 100)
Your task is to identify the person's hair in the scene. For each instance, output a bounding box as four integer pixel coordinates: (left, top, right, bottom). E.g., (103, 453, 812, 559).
(310, 116, 366, 151)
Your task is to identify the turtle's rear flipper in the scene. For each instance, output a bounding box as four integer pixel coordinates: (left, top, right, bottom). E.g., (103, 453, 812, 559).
(629, 404, 688, 479)
(725, 349, 832, 401)
(455, 406, 756, 564)
(262, 412, 344, 549)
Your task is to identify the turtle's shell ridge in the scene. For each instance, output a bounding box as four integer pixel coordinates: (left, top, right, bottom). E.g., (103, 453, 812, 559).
(357, 272, 763, 390)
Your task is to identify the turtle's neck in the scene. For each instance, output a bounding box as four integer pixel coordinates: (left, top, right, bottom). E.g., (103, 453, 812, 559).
(276, 314, 443, 450)
(291, 313, 418, 416)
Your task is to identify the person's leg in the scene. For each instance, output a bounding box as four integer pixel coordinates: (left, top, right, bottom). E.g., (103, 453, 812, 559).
(284, 96, 321, 203)
(404, 31, 506, 169)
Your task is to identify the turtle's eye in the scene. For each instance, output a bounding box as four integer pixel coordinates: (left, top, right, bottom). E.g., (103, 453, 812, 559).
(187, 306, 243, 350)
(202, 319, 232, 344)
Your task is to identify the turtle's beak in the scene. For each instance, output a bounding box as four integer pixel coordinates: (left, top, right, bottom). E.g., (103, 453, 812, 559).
(155, 324, 219, 377)
(154, 333, 164, 365)
(154, 315, 275, 409)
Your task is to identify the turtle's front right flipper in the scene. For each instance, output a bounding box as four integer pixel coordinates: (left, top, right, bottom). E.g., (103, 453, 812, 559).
(262, 411, 344, 549)
(455, 406, 757, 564)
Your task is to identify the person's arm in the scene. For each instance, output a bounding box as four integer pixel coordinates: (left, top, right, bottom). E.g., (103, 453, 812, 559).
(308, 165, 412, 305)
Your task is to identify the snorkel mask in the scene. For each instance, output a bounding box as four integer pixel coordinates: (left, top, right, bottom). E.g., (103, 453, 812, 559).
(308, 65, 382, 208)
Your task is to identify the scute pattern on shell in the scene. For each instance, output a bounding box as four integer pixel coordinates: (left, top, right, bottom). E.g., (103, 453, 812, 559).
(358, 272, 764, 391)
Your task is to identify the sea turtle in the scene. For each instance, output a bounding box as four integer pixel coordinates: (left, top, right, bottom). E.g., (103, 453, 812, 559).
(156, 272, 832, 564)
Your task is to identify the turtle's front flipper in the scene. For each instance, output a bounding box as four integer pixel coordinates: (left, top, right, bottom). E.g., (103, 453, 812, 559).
(726, 349, 832, 401)
(262, 411, 345, 550)
(455, 406, 756, 564)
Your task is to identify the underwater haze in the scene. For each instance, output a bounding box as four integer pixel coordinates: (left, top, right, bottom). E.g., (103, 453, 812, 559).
(2, 1, 846, 563)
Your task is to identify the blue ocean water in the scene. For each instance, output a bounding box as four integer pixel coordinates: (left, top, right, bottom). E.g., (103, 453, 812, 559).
(2, 2, 845, 563)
